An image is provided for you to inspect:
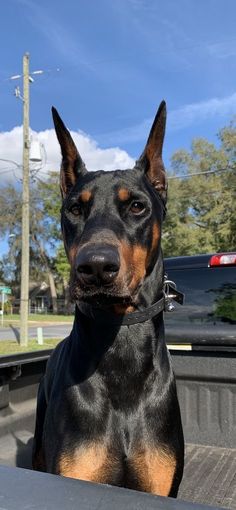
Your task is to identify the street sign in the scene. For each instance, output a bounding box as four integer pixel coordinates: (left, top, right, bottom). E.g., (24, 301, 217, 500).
(0, 286, 12, 295)
(0, 286, 12, 325)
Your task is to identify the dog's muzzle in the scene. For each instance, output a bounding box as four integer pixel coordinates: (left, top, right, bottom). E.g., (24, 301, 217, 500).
(76, 244, 120, 287)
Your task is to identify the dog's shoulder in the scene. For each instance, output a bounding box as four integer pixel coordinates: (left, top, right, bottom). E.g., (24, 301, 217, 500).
(46, 336, 70, 371)
(44, 336, 71, 404)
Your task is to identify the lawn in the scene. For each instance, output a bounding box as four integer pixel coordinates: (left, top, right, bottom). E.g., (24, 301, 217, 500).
(1, 313, 73, 327)
(0, 338, 61, 355)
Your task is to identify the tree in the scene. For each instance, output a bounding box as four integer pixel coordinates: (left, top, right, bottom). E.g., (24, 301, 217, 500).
(36, 172, 62, 243)
(0, 259, 5, 284)
(55, 243, 71, 310)
(0, 179, 60, 312)
(163, 119, 236, 257)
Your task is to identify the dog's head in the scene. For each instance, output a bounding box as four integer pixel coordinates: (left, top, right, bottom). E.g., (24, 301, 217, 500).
(52, 102, 167, 310)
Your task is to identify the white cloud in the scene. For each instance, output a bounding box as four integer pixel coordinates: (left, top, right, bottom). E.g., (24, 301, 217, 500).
(207, 39, 236, 59)
(97, 92, 236, 145)
(168, 92, 236, 130)
(0, 127, 135, 184)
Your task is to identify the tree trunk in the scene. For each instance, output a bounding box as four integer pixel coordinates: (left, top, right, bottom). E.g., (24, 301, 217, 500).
(63, 276, 70, 313)
(36, 239, 58, 315)
(48, 270, 58, 314)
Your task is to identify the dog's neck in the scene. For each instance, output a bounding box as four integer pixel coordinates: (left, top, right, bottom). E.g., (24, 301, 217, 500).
(69, 253, 166, 391)
(135, 249, 164, 309)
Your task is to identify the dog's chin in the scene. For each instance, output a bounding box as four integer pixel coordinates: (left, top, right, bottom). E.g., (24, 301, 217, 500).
(70, 283, 133, 307)
(81, 293, 133, 307)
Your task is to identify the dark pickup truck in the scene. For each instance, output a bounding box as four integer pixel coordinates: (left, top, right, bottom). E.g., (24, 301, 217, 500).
(0, 252, 235, 510)
(165, 252, 236, 351)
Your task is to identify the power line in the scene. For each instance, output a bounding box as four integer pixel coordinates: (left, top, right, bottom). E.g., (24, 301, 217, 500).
(168, 167, 235, 179)
(0, 168, 16, 175)
(168, 188, 236, 200)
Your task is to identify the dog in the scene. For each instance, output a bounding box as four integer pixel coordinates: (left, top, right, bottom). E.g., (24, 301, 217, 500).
(32, 101, 184, 497)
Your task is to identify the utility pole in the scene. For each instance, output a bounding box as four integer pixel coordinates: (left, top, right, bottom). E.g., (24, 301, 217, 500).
(8, 58, 58, 344)
(20, 53, 30, 346)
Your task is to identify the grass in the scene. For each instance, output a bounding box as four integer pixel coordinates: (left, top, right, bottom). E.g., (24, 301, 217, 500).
(1, 313, 73, 327)
(0, 338, 61, 356)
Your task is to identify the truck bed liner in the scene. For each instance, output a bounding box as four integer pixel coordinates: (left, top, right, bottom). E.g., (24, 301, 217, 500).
(0, 425, 235, 509)
(1, 352, 235, 509)
(179, 444, 236, 509)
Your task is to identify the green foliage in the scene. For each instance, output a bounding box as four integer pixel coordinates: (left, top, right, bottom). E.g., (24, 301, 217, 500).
(37, 172, 62, 243)
(0, 171, 64, 284)
(0, 184, 50, 283)
(0, 260, 5, 284)
(162, 119, 236, 257)
(207, 283, 236, 323)
(55, 243, 70, 283)
(214, 295, 236, 322)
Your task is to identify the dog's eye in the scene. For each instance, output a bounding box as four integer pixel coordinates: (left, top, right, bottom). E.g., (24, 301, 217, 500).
(130, 201, 145, 215)
(69, 204, 81, 216)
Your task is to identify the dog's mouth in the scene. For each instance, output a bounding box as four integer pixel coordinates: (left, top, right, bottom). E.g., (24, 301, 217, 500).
(69, 275, 134, 308)
(80, 292, 133, 307)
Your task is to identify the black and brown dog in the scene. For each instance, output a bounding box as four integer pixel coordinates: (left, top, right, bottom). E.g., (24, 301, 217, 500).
(32, 101, 184, 497)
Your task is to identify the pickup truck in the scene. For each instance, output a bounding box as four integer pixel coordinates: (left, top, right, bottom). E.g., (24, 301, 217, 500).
(0, 252, 235, 510)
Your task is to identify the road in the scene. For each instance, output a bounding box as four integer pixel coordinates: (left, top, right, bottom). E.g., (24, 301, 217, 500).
(0, 323, 72, 341)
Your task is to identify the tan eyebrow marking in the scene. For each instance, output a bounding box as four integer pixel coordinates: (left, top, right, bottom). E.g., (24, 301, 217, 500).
(80, 190, 92, 202)
(118, 188, 130, 201)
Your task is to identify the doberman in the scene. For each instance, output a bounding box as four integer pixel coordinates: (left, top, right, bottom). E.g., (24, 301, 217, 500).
(32, 101, 184, 497)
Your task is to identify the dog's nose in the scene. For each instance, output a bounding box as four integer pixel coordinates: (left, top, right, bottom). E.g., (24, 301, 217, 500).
(76, 245, 120, 286)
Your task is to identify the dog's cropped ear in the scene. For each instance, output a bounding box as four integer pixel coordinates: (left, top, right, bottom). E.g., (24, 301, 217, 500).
(52, 107, 87, 197)
(136, 101, 167, 203)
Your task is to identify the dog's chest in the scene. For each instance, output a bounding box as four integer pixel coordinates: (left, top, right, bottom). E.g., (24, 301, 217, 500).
(53, 400, 177, 496)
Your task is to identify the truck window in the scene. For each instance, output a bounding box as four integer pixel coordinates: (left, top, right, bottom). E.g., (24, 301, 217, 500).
(165, 266, 236, 330)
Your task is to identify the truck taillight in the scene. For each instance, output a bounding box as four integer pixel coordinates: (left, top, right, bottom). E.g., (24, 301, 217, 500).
(209, 253, 236, 267)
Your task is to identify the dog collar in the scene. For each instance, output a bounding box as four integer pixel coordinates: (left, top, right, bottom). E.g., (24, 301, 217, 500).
(76, 278, 184, 326)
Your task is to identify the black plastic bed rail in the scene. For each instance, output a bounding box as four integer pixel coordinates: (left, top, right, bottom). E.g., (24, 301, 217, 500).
(0, 349, 52, 368)
(0, 466, 226, 510)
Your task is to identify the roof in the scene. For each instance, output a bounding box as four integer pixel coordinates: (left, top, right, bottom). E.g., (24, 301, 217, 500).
(164, 254, 214, 270)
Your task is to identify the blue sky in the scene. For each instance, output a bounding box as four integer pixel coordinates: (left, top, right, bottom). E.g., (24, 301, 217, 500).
(1, 0, 236, 164)
(0, 0, 236, 257)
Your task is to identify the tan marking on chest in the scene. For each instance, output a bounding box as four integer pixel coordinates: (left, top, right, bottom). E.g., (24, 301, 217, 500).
(57, 443, 118, 483)
(130, 447, 176, 496)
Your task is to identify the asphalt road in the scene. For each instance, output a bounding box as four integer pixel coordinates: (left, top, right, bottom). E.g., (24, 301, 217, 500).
(0, 323, 72, 341)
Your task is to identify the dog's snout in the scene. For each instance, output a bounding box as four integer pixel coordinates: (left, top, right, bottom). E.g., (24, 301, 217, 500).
(76, 245, 120, 286)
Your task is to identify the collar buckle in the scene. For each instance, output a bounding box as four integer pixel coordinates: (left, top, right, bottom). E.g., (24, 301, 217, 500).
(164, 275, 185, 312)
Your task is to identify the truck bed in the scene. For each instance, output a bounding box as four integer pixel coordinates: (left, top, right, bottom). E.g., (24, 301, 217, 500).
(180, 444, 236, 509)
(1, 350, 235, 509)
(0, 406, 235, 509)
